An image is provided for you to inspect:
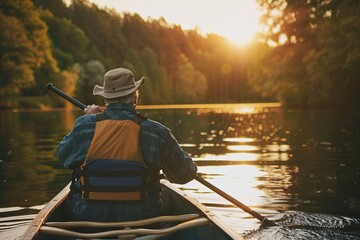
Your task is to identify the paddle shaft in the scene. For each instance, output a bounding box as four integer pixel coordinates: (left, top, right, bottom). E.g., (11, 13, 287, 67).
(46, 84, 277, 227)
(195, 175, 277, 227)
(47, 83, 87, 110)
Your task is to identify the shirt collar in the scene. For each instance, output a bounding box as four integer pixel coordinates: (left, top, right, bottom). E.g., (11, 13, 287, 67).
(106, 103, 136, 113)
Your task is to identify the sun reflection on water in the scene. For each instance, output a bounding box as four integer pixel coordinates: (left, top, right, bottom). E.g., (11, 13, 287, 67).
(266, 144, 291, 152)
(183, 165, 271, 207)
(226, 145, 259, 151)
(223, 137, 256, 143)
(196, 152, 258, 162)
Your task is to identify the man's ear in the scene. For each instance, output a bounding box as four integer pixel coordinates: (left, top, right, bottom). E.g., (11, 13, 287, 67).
(133, 95, 138, 106)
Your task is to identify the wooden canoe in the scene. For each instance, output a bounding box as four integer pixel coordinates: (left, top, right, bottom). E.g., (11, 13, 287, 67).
(22, 180, 243, 239)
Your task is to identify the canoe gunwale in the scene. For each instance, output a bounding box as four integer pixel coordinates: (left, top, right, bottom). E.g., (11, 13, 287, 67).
(161, 180, 242, 239)
(21, 183, 71, 240)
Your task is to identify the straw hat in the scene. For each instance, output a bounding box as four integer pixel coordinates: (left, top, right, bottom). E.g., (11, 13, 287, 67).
(93, 68, 145, 98)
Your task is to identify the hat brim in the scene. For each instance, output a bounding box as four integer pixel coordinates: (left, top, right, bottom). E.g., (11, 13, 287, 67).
(93, 77, 145, 99)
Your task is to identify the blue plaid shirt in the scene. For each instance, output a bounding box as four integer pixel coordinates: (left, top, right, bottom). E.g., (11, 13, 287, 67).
(56, 103, 197, 184)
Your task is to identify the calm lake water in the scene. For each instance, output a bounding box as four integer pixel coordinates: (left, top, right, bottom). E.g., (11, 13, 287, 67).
(1, 103, 360, 239)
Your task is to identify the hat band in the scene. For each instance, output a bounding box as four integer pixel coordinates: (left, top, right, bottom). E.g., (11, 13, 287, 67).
(105, 83, 135, 93)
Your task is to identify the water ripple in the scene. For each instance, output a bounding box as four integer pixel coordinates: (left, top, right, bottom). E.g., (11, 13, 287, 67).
(244, 211, 360, 240)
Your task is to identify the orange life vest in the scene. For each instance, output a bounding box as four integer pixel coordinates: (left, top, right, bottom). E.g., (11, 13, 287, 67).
(78, 112, 159, 201)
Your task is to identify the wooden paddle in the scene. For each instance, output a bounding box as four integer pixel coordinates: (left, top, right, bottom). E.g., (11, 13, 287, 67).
(47, 83, 86, 110)
(46, 83, 277, 227)
(195, 175, 277, 227)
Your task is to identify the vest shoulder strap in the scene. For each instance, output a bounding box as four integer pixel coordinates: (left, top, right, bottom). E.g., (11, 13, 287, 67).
(95, 111, 109, 121)
(132, 112, 147, 125)
(95, 110, 147, 125)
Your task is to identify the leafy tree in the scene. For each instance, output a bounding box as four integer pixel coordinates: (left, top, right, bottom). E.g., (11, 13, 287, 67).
(146, 18, 185, 88)
(254, 0, 360, 107)
(0, 0, 57, 99)
(33, 0, 69, 19)
(257, 0, 333, 46)
(122, 13, 151, 50)
(123, 47, 170, 104)
(75, 60, 105, 105)
(41, 10, 91, 69)
(173, 55, 208, 103)
(304, 2, 360, 107)
(47, 67, 79, 107)
(69, 0, 126, 68)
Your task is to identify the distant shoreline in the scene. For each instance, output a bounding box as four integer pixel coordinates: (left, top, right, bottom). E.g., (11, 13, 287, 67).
(6, 102, 282, 112)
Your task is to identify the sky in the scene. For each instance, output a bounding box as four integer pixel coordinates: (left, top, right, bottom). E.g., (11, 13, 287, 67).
(87, 0, 263, 46)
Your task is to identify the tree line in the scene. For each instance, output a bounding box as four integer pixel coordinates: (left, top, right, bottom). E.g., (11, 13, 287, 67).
(0, 0, 359, 108)
(252, 0, 360, 108)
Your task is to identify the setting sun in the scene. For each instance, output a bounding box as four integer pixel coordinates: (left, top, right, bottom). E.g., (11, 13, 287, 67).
(88, 0, 262, 46)
(196, 1, 262, 45)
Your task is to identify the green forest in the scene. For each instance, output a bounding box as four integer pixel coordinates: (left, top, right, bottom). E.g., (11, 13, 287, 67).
(0, 0, 359, 108)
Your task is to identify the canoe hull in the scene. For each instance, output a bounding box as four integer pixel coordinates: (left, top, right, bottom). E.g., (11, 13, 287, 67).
(22, 180, 242, 240)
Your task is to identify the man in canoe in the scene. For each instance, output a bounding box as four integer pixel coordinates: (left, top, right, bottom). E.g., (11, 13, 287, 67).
(56, 67, 198, 221)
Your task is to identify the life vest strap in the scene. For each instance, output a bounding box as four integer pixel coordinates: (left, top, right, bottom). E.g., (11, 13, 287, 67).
(82, 185, 148, 192)
(77, 165, 155, 201)
(95, 111, 147, 125)
(75, 169, 149, 178)
(95, 111, 109, 121)
(87, 191, 145, 201)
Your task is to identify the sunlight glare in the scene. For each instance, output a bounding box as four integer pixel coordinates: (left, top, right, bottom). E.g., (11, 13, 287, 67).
(227, 145, 258, 151)
(88, 0, 263, 46)
(223, 137, 256, 143)
(216, 1, 262, 45)
(197, 152, 258, 162)
(179, 143, 197, 147)
(266, 144, 291, 152)
(234, 107, 257, 114)
(186, 165, 271, 206)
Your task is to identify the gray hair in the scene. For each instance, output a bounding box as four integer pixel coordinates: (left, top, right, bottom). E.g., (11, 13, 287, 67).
(105, 90, 139, 106)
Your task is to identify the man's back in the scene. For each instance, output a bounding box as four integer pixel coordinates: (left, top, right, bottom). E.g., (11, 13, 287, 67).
(57, 102, 197, 221)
